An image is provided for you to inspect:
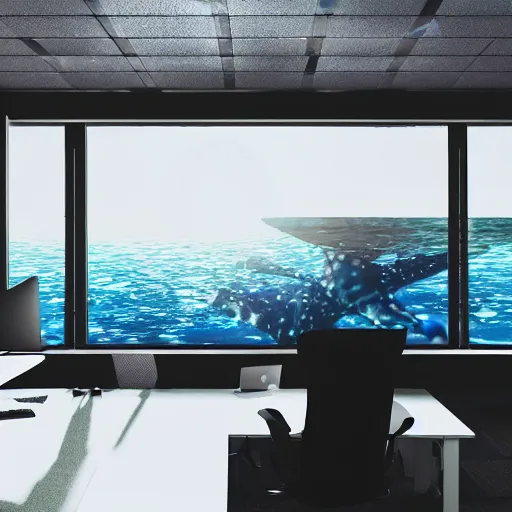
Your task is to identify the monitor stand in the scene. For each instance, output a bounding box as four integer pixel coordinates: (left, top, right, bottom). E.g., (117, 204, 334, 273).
(233, 384, 278, 399)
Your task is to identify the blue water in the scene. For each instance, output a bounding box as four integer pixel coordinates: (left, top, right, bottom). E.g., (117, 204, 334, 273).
(468, 218, 512, 344)
(8, 218, 512, 346)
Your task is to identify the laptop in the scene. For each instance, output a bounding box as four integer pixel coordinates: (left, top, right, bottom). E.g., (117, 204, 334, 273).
(234, 365, 282, 396)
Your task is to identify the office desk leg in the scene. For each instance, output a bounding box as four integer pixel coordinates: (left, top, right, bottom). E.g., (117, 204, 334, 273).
(442, 439, 459, 512)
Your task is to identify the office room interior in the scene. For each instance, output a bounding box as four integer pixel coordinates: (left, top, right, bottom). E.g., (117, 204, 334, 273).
(5, 1, 512, 511)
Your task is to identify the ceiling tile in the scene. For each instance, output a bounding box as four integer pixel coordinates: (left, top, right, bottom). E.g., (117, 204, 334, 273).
(0, 0, 91, 15)
(150, 72, 224, 88)
(232, 38, 308, 55)
(0, 39, 36, 55)
(0, 56, 55, 71)
(455, 72, 512, 88)
(327, 16, 416, 38)
(483, 39, 512, 56)
(314, 72, 384, 89)
(0, 19, 21, 37)
(322, 38, 401, 56)
(424, 17, 512, 38)
(130, 38, 219, 56)
(36, 38, 122, 56)
(140, 56, 222, 71)
(55, 56, 133, 72)
(410, 38, 493, 56)
(332, 0, 426, 15)
(105, 16, 217, 38)
(391, 72, 461, 89)
(400, 56, 473, 72)
(62, 72, 146, 89)
(227, 0, 316, 15)
(234, 56, 308, 71)
(0, 72, 71, 89)
(437, 0, 512, 15)
(230, 16, 314, 38)
(235, 72, 303, 88)
(88, 0, 213, 15)
(2, 16, 107, 37)
(466, 56, 512, 72)
(317, 56, 393, 72)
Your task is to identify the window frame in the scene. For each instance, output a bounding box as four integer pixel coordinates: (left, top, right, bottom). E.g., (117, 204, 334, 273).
(5, 122, 70, 349)
(2, 118, 467, 350)
(465, 123, 512, 349)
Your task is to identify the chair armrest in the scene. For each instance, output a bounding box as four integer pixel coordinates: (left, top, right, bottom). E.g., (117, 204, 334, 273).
(385, 417, 415, 471)
(258, 408, 297, 484)
(390, 417, 414, 438)
(258, 408, 292, 434)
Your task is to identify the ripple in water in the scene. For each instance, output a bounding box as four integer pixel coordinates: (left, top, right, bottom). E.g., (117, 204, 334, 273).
(8, 218, 512, 346)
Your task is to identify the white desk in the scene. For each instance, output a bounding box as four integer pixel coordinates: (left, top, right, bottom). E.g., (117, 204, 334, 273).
(0, 388, 474, 512)
(0, 355, 45, 386)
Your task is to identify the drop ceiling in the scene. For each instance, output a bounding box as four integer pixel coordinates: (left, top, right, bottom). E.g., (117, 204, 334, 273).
(1, 0, 512, 90)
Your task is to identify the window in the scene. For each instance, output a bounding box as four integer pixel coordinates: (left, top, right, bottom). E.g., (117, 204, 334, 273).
(468, 127, 512, 345)
(86, 126, 448, 346)
(8, 126, 65, 346)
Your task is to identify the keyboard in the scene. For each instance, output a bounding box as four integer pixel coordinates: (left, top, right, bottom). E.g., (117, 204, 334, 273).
(0, 409, 35, 420)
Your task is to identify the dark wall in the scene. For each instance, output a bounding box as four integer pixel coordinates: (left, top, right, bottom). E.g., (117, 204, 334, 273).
(4, 353, 511, 394)
(3, 90, 512, 122)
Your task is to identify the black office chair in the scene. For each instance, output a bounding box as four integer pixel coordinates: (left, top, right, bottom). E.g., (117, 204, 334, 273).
(258, 328, 414, 508)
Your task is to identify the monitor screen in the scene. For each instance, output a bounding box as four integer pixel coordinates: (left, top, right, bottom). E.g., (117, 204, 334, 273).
(0, 276, 41, 351)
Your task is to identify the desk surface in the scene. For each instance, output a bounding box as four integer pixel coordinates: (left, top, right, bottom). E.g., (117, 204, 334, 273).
(0, 388, 474, 512)
(0, 355, 44, 386)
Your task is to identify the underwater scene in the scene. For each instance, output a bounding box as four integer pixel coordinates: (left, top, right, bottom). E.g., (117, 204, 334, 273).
(9, 216, 511, 347)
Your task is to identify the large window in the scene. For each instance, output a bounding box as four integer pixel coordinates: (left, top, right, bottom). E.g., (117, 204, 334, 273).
(86, 126, 448, 346)
(8, 126, 65, 346)
(468, 127, 512, 345)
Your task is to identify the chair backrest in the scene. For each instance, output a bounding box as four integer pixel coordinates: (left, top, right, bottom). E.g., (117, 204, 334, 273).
(297, 328, 407, 507)
(112, 354, 158, 388)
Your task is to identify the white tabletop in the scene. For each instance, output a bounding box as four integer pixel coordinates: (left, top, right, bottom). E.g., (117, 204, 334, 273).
(194, 388, 474, 439)
(0, 355, 44, 386)
(0, 388, 474, 512)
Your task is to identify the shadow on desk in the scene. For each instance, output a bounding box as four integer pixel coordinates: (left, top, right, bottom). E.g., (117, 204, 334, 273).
(0, 396, 93, 512)
(0, 389, 150, 512)
(114, 389, 150, 449)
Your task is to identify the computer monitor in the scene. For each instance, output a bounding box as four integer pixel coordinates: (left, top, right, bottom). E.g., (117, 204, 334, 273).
(0, 277, 41, 351)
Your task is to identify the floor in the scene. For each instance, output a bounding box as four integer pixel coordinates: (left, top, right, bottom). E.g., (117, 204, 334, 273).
(229, 461, 512, 512)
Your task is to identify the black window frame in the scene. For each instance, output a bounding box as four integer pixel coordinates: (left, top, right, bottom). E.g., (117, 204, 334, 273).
(3, 90, 508, 351)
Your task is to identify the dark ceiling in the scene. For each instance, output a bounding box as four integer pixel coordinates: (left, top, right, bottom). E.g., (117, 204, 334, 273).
(1, 0, 512, 91)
